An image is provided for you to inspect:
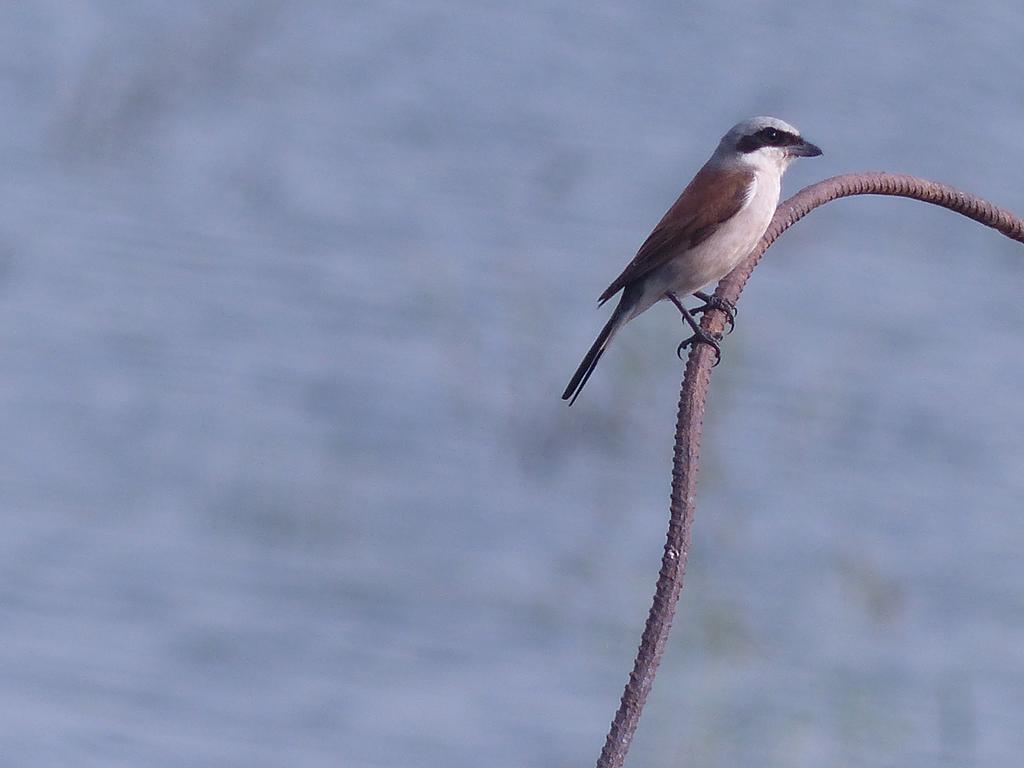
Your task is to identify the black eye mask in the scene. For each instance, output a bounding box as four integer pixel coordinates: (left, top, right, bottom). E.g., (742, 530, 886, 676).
(737, 127, 800, 153)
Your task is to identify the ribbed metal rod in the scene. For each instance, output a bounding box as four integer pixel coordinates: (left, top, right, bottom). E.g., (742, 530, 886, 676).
(595, 171, 1024, 768)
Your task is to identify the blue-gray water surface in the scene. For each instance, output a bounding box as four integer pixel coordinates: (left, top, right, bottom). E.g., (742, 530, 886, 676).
(0, 3, 1023, 767)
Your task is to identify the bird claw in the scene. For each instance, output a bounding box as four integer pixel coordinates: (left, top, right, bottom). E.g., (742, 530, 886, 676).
(676, 329, 724, 365)
(691, 293, 737, 335)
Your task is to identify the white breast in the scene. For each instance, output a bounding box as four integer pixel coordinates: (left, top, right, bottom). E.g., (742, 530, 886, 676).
(657, 172, 779, 297)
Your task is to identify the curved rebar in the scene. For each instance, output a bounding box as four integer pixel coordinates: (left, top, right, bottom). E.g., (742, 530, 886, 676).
(595, 171, 1024, 768)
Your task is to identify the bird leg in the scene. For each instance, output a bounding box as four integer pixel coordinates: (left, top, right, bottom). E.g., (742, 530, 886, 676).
(691, 291, 737, 335)
(666, 292, 723, 365)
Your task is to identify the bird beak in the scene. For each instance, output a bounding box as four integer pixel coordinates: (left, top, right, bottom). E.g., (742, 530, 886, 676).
(789, 138, 823, 157)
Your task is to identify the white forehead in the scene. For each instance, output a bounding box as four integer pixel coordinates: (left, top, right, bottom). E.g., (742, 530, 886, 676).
(724, 116, 801, 140)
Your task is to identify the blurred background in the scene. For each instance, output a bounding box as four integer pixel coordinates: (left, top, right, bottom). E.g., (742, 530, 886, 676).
(0, 2, 1022, 766)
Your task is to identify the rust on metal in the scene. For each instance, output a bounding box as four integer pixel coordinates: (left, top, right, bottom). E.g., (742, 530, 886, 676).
(595, 171, 1024, 768)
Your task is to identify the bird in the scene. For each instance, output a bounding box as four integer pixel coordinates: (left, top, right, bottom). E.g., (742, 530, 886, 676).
(562, 116, 822, 405)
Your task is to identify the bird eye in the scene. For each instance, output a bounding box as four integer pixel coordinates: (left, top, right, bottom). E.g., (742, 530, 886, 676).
(739, 126, 792, 153)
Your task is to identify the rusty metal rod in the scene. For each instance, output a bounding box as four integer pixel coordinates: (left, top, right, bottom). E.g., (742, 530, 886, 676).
(595, 171, 1024, 768)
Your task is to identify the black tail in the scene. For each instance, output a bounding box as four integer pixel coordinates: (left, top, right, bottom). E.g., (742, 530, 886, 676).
(562, 306, 626, 405)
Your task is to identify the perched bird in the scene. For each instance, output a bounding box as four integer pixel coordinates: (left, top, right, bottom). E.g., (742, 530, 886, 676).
(562, 116, 822, 405)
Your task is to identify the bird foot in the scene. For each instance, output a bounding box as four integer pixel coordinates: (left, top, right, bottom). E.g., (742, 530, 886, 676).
(691, 292, 737, 335)
(676, 328, 724, 365)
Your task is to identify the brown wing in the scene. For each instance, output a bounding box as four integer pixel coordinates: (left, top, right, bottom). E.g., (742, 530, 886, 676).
(598, 163, 755, 304)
